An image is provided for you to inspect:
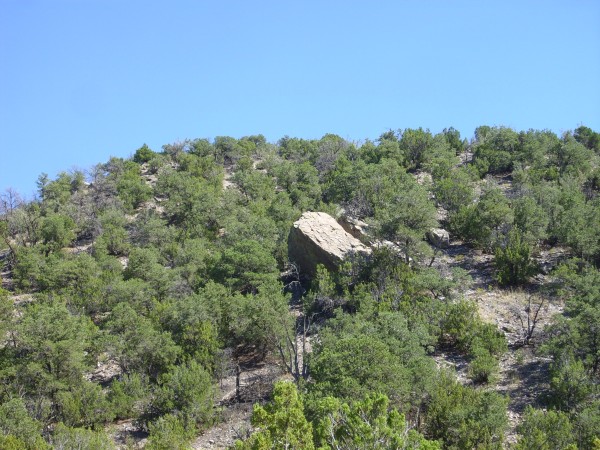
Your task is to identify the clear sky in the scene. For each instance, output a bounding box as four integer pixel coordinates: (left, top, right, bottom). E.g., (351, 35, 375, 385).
(1, 0, 599, 196)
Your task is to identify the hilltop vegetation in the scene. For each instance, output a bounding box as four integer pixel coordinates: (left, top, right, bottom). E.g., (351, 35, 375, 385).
(1, 125, 600, 449)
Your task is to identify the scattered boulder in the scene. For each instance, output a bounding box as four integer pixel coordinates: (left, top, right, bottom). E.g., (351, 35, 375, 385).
(288, 212, 371, 276)
(534, 245, 570, 275)
(436, 206, 449, 222)
(414, 171, 433, 186)
(427, 228, 450, 248)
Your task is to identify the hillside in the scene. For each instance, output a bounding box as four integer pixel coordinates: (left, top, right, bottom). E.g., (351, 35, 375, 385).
(1, 126, 600, 449)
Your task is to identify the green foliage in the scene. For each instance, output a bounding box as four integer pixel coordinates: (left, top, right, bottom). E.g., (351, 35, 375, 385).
(133, 143, 156, 164)
(314, 393, 441, 449)
(146, 414, 195, 450)
(467, 346, 500, 384)
(155, 170, 221, 239)
(129, 209, 174, 249)
(108, 373, 149, 420)
(574, 400, 600, 449)
(361, 160, 438, 261)
(56, 380, 114, 428)
(433, 168, 475, 213)
(14, 300, 97, 394)
(1, 199, 42, 248)
(424, 134, 460, 180)
(15, 251, 105, 309)
(512, 195, 549, 244)
(277, 135, 318, 163)
(225, 283, 293, 360)
(269, 160, 321, 210)
(471, 323, 508, 357)
(314, 134, 352, 180)
(472, 126, 520, 175)
(438, 300, 481, 351)
(158, 295, 220, 370)
(38, 171, 83, 211)
(516, 129, 560, 170)
(310, 333, 403, 400)
(147, 153, 170, 174)
(544, 263, 600, 372)
(219, 204, 280, 257)
(214, 239, 278, 293)
(325, 158, 437, 247)
(552, 134, 596, 177)
(425, 371, 508, 449)
(549, 357, 593, 412)
(538, 262, 600, 447)
(439, 301, 506, 383)
(116, 166, 152, 211)
(450, 184, 513, 250)
(96, 278, 153, 314)
(51, 423, 115, 450)
(233, 161, 277, 205)
(12, 246, 45, 290)
(105, 303, 181, 377)
(574, 125, 600, 154)
(188, 138, 216, 158)
(494, 229, 537, 285)
(213, 135, 254, 166)
(124, 247, 173, 299)
(515, 406, 576, 450)
(308, 309, 435, 409)
(443, 304, 506, 356)
(399, 127, 434, 170)
(0, 435, 29, 450)
(0, 398, 47, 449)
(94, 208, 130, 256)
(235, 382, 315, 450)
(40, 214, 75, 252)
(568, 198, 600, 262)
(152, 360, 215, 425)
(442, 127, 466, 155)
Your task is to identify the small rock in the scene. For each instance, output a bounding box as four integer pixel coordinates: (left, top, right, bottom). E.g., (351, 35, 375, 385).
(427, 228, 450, 248)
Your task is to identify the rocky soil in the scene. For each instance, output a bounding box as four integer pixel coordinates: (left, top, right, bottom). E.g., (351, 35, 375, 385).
(431, 236, 566, 446)
(192, 358, 283, 450)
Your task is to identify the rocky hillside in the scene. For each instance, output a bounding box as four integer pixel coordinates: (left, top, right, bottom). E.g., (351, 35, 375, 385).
(1, 127, 599, 449)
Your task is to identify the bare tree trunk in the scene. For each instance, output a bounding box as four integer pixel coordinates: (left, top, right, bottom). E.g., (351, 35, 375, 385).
(515, 295, 546, 346)
(428, 248, 439, 268)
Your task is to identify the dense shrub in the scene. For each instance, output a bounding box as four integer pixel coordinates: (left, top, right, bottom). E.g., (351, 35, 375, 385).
(494, 230, 538, 285)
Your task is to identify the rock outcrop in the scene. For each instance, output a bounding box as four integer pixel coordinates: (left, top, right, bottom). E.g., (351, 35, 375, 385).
(288, 212, 371, 276)
(338, 215, 369, 239)
(427, 228, 450, 248)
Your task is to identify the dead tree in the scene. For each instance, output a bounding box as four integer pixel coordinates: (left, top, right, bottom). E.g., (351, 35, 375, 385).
(274, 312, 311, 383)
(514, 295, 546, 347)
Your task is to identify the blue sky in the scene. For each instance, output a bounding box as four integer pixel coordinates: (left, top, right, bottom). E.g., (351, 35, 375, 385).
(1, 0, 599, 196)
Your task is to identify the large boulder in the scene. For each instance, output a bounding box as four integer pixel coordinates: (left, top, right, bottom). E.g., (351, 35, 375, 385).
(288, 212, 371, 276)
(427, 228, 450, 248)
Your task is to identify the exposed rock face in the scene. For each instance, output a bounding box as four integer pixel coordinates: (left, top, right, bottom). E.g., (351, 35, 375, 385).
(289, 212, 371, 276)
(338, 215, 369, 239)
(427, 228, 450, 248)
